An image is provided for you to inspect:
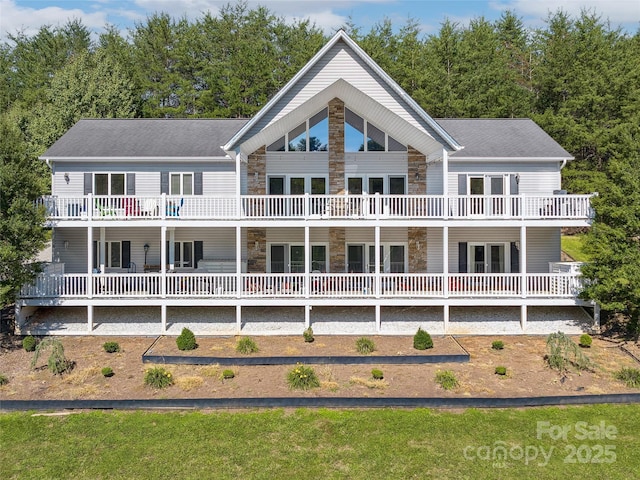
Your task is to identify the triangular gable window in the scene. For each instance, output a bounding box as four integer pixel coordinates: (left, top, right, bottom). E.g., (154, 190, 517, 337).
(345, 108, 407, 152)
(267, 108, 328, 152)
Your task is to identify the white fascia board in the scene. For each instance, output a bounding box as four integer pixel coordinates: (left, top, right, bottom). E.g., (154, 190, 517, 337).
(38, 156, 233, 162)
(449, 156, 574, 162)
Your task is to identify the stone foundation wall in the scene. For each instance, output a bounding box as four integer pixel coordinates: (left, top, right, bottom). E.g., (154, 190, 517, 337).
(247, 145, 266, 195)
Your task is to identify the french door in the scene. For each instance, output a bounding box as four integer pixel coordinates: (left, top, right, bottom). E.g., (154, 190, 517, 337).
(470, 243, 506, 273)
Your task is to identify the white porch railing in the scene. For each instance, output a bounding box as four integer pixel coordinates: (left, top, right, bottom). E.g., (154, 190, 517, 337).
(38, 193, 593, 221)
(21, 272, 584, 300)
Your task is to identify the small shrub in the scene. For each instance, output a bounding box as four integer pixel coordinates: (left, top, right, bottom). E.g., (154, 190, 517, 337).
(236, 337, 259, 354)
(371, 368, 384, 380)
(0, 374, 8, 385)
(614, 367, 640, 388)
(435, 370, 459, 390)
(356, 337, 376, 354)
(287, 364, 320, 390)
(491, 340, 504, 350)
(579, 334, 592, 348)
(103, 341, 120, 353)
(176, 328, 197, 351)
(545, 331, 594, 374)
(101, 367, 114, 377)
(413, 328, 433, 350)
(303, 326, 314, 343)
(23, 335, 37, 352)
(222, 369, 235, 379)
(144, 366, 173, 388)
(495, 366, 507, 376)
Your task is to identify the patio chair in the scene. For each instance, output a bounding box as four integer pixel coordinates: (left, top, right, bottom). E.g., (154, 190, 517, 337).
(141, 198, 158, 216)
(166, 198, 184, 217)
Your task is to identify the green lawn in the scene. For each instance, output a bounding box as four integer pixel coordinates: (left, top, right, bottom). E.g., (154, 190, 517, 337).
(2, 405, 639, 479)
(561, 234, 590, 262)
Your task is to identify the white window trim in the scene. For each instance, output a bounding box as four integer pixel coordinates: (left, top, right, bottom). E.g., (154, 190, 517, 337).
(346, 242, 408, 273)
(266, 243, 330, 273)
(170, 172, 194, 196)
(174, 241, 194, 268)
(267, 175, 329, 195)
(345, 175, 407, 194)
(94, 172, 126, 196)
(467, 242, 511, 273)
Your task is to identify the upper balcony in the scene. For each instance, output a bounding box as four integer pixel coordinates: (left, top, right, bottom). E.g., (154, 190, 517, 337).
(38, 193, 594, 223)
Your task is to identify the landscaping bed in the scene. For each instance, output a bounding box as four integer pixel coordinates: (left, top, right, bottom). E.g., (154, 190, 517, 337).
(1, 334, 639, 402)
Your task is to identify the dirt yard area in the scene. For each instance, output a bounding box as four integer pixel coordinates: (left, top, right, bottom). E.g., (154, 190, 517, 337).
(1, 334, 638, 401)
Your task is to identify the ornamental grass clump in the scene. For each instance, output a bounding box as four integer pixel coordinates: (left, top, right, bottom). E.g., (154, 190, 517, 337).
(413, 328, 433, 350)
(22, 335, 37, 352)
(103, 341, 120, 353)
(222, 369, 235, 380)
(176, 328, 197, 351)
(287, 364, 320, 390)
(435, 370, 459, 390)
(101, 367, 114, 378)
(495, 366, 507, 376)
(371, 368, 384, 380)
(144, 366, 173, 389)
(491, 340, 504, 350)
(0, 373, 8, 385)
(614, 367, 640, 388)
(236, 337, 259, 354)
(356, 337, 376, 355)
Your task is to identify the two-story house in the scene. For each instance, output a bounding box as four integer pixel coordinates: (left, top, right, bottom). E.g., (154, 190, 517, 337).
(18, 30, 596, 336)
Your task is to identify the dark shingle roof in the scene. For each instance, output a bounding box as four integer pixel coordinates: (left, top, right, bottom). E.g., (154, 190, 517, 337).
(41, 118, 249, 159)
(436, 118, 573, 159)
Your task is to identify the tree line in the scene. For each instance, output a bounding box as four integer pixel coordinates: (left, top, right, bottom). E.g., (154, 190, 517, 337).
(1, 1, 638, 333)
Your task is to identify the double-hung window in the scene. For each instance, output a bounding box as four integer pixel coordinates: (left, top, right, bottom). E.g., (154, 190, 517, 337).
(170, 173, 193, 195)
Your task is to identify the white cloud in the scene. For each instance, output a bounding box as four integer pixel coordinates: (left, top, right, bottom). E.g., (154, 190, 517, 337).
(490, 0, 640, 28)
(0, 0, 109, 39)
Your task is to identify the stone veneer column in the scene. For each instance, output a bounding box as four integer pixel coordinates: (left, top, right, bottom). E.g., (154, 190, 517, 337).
(247, 145, 266, 195)
(407, 146, 427, 273)
(247, 227, 266, 272)
(328, 98, 346, 273)
(407, 145, 426, 195)
(328, 98, 345, 195)
(329, 227, 345, 272)
(247, 146, 267, 272)
(408, 227, 427, 273)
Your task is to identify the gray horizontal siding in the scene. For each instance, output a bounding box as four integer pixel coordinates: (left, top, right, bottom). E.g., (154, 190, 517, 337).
(449, 162, 560, 195)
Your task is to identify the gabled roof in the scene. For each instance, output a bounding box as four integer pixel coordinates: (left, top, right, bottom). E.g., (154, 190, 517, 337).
(223, 30, 461, 155)
(40, 118, 249, 160)
(436, 119, 573, 159)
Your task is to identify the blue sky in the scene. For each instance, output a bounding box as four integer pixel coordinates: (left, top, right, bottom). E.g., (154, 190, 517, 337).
(1, 0, 639, 40)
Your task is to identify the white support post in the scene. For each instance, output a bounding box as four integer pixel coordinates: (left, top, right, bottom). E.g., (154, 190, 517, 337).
(236, 152, 242, 219)
(236, 225, 242, 298)
(87, 305, 93, 332)
(160, 226, 167, 298)
(520, 225, 527, 298)
(236, 305, 242, 333)
(161, 304, 167, 333)
(168, 228, 175, 271)
(99, 227, 106, 273)
(443, 226, 449, 298)
(304, 225, 310, 298)
(305, 305, 311, 328)
(520, 304, 527, 331)
(442, 148, 449, 197)
(593, 303, 601, 331)
(443, 304, 449, 333)
(87, 225, 93, 298)
(375, 304, 381, 333)
(374, 225, 381, 298)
